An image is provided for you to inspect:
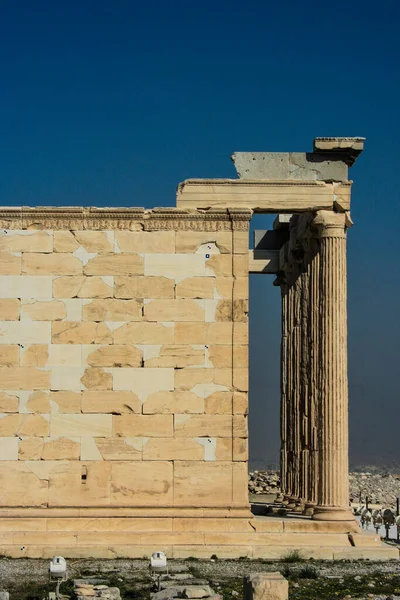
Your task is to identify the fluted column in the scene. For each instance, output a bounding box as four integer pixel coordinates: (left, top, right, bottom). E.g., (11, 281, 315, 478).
(279, 281, 289, 500)
(313, 211, 353, 521)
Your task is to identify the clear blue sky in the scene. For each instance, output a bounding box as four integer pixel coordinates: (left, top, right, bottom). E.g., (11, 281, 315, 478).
(1, 0, 399, 467)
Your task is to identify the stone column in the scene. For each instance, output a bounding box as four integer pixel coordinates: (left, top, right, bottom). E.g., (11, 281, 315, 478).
(279, 280, 289, 501)
(313, 211, 353, 521)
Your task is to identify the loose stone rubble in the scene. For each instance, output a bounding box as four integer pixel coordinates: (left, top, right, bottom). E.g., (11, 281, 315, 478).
(74, 581, 121, 599)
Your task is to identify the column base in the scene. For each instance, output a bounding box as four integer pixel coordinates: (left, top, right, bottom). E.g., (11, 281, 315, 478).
(303, 503, 316, 516)
(313, 506, 355, 521)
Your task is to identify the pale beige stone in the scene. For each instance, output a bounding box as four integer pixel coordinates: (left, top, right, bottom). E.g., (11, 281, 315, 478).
(22, 253, 82, 275)
(176, 231, 232, 254)
(207, 323, 233, 344)
(233, 277, 249, 299)
(0, 253, 21, 275)
(54, 231, 80, 253)
(113, 414, 173, 437)
(215, 278, 233, 299)
(114, 276, 174, 299)
(174, 462, 232, 505)
(112, 367, 174, 399)
(94, 437, 144, 461)
(143, 390, 204, 414)
(233, 438, 248, 461)
(0, 231, 52, 253)
(176, 278, 215, 299)
(52, 322, 112, 344)
(0, 437, 18, 460)
(233, 299, 248, 322)
(145, 300, 204, 322)
(0, 463, 49, 507)
(208, 345, 232, 368)
(0, 345, 19, 366)
(0, 391, 19, 412)
(83, 345, 142, 368)
(232, 462, 248, 504)
(233, 323, 248, 345)
(0, 413, 49, 436)
(19, 436, 80, 460)
(48, 462, 111, 507)
(51, 414, 112, 437)
(51, 391, 81, 413)
(234, 345, 248, 368)
(25, 391, 51, 413)
(233, 369, 248, 391)
(145, 345, 204, 368)
(215, 437, 233, 460)
(74, 231, 114, 252)
(233, 254, 248, 277)
(206, 255, 232, 277)
(82, 299, 142, 321)
(0, 321, 51, 344)
(47, 345, 82, 367)
(53, 275, 114, 299)
(20, 344, 49, 367)
(174, 414, 232, 437)
(144, 254, 207, 279)
(0, 275, 52, 299)
(114, 322, 174, 345)
(143, 437, 204, 460)
(233, 392, 248, 414)
(233, 230, 249, 254)
(81, 391, 141, 414)
(214, 369, 233, 388)
(116, 231, 175, 253)
(0, 367, 50, 390)
(174, 322, 207, 344)
(21, 299, 67, 321)
(233, 415, 248, 438)
(84, 253, 143, 275)
(81, 367, 112, 390)
(204, 391, 232, 414)
(0, 298, 20, 320)
(243, 573, 288, 600)
(111, 461, 173, 506)
(80, 436, 103, 461)
(50, 367, 84, 391)
(174, 368, 213, 391)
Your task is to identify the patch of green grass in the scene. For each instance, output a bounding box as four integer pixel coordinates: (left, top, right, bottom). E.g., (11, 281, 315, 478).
(281, 549, 305, 563)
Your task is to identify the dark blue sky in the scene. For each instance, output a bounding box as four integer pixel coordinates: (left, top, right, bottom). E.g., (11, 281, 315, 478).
(1, 0, 399, 467)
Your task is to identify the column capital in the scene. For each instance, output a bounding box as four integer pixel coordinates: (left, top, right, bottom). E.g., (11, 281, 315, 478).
(312, 210, 353, 238)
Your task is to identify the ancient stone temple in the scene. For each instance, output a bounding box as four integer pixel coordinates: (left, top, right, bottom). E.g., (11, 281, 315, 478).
(0, 137, 395, 559)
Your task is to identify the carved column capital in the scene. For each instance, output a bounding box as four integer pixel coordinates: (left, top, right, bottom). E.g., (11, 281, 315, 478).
(312, 210, 352, 238)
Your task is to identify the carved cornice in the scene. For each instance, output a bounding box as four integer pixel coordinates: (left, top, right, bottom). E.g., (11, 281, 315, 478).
(0, 206, 253, 232)
(178, 178, 352, 189)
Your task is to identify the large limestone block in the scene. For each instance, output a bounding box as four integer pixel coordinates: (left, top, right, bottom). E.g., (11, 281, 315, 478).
(142, 437, 204, 460)
(50, 367, 85, 391)
(20, 344, 49, 367)
(0, 436, 18, 460)
(54, 231, 80, 253)
(0, 391, 19, 412)
(84, 253, 143, 276)
(0, 321, 51, 344)
(19, 436, 80, 460)
(21, 299, 67, 321)
(114, 322, 174, 345)
(233, 368, 248, 391)
(173, 517, 255, 533)
(111, 461, 173, 506)
(0, 367, 50, 390)
(144, 254, 207, 279)
(174, 368, 231, 395)
(233, 346, 248, 369)
(243, 573, 288, 600)
(143, 391, 204, 414)
(206, 255, 232, 277)
(176, 278, 215, 299)
(174, 415, 232, 437)
(82, 299, 142, 321)
(53, 276, 114, 298)
(144, 300, 204, 322)
(74, 231, 114, 253)
(174, 462, 232, 505)
(51, 414, 112, 437)
(114, 276, 174, 299)
(81, 367, 113, 390)
(0, 299, 20, 320)
(23, 391, 51, 413)
(0, 230, 52, 253)
(204, 391, 232, 414)
(0, 413, 49, 436)
(0, 253, 21, 275)
(233, 415, 248, 438)
(0, 345, 19, 366)
(116, 231, 175, 253)
(232, 462, 249, 504)
(0, 275, 52, 299)
(22, 253, 82, 275)
(81, 391, 141, 414)
(233, 323, 248, 345)
(206, 322, 233, 344)
(176, 232, 232, 254)
(208, 345, 232, 368)
(233, 277, 249, 299)
(0, 463, 49, 507)
(52, 322, 112, 344)
(233, 254, 248, 277)
(233, 231, 249, 254)
(174, 323, 207, 345)
(233, 437, 248, 461)
(113, 414, 173, 437)
(233, 393, 248, 415)
(51, 391, 82, 413)
(47, 345, 82, 367)
(94, 437, 144, 460)
(48, 462, 111, 507)
(83, 345, 142, 368)
(144, 345, 204, 368)
(112, 367, 174, 398)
